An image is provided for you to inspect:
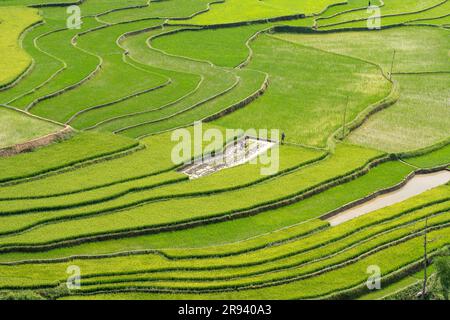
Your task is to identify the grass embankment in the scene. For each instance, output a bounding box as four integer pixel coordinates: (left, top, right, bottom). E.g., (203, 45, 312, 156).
(0, 0, 447, 301)
(2, 0, 217, 133)
(0, 1, 155, 106)
(409, 14, 450, 26)
(0, 132, 137, 183)
(75, 207, 450, 292)
(275, 27, 450, 74)
(93, 25, 269, 138)
(214, 34, 390, 147)
(9, 16, 103, 110)
(0, 124, 234, 199)
(91, 27, 241, 136)
(357, 266, 434, 300)
(152, 24, 272, 68)
(402, 143, 450, 169)
(0, 160, 415, 263)
(317, 0, 447, 30)
(30, 19, 169, 123)
(119, 68, 266, 138)
(58, 226, 450, 300)
(0, 145, 325, 241)
(172, 0, 342, 25)
(0, 186, 448, 297)
(99, 0, 213, 24)
(274, 27, 450, 152)
(347, 74, 450, 152)
(0, 144, 379, 249)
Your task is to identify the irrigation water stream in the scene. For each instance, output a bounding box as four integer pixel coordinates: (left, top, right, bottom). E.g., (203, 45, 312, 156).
(326, 170, 450, 226)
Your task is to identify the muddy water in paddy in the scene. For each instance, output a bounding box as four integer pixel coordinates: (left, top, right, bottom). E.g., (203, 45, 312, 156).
(326, 170, 450, 226)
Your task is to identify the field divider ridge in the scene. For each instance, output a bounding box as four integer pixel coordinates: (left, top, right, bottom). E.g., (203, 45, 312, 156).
(0, 154, 398, 252)
(51, 223, 450, 295)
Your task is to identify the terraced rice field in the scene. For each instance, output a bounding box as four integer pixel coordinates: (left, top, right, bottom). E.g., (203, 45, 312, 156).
(0, 106, 61, 148)
(0, 0, 448, 302)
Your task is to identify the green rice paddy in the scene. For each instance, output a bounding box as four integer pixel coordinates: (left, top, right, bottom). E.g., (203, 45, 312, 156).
(0, 0, 448, 301)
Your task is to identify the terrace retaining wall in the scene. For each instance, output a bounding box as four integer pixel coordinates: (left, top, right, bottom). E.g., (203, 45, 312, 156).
(0, 125, 73, 158)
